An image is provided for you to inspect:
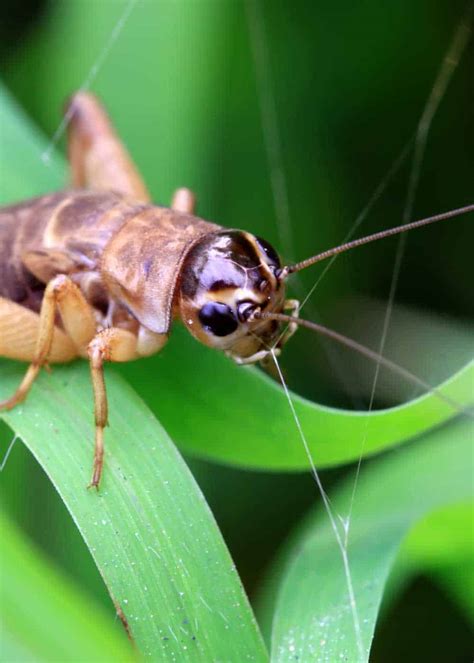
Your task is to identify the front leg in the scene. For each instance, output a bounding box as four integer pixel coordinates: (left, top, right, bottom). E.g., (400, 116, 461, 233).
(275, 299, 300, 349)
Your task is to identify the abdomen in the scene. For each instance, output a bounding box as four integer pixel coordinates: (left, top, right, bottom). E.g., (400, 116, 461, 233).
(1, 194, 60, 311)
(0, 190, 140, 313)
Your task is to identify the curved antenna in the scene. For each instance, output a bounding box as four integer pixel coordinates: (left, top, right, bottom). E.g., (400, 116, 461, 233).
(281, 204, 474, 275)
(258, 311, 471, 415)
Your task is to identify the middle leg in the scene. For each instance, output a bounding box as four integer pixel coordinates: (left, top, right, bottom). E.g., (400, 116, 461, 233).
(171, 187, 196, 214)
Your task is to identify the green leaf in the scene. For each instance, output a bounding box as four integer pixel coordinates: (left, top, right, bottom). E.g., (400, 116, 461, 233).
(0, 509, 134, 662)
(0, 360, 267, 660)
(0, 86, 64, 199)
(256, 417, 473, 661)
(434, 562, 474, 625)
(397, 501, 474, 572)
(392, 502, 474, 623)
(123, 334, 472, 470)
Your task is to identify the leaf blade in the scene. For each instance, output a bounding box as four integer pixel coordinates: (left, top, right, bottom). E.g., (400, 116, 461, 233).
(256, 417, 473, 662)
(1, 509, 134, 662)
(123, 331, 473, 469)
(0, 361, 268, 660)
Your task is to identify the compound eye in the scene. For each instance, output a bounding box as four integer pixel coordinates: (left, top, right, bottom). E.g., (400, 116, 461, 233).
(199, 302, 238, 337)
(256, 236, 281, 269)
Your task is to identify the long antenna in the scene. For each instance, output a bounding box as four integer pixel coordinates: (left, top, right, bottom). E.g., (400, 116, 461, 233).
(259, 311, 470, 415)
(282, 204, 474, 275)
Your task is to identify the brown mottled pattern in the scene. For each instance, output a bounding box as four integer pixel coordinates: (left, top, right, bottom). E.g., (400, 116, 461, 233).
(0, 190, 142, 313)
(1, 190, 222, 334)
(1, 193, 64, 312)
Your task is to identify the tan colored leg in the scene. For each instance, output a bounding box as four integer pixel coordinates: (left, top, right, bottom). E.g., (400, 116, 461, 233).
(87, 328, 138, 488)
(53, 275, 97, 351)
(136, 325, 168, 357)
(171, 187, 196, 214)
(0, 296, 76, 363)
(276, 299, 300, 349)
(66, 92, 151, 202)
(0, 276, 96, 410)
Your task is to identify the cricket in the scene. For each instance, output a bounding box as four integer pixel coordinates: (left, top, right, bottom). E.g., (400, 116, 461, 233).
(0, 92, 472, 488)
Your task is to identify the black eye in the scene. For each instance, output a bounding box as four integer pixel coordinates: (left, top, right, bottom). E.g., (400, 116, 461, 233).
(256, 236, 280, 268)
(199, 302, 238, 336)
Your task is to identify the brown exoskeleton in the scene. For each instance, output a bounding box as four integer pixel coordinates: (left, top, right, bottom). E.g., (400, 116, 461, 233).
(1, 93, 472, 487)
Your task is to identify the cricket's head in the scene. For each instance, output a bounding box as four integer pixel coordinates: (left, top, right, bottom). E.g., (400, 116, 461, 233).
(177, 203, 474, 364)
(179, 230, 289, 363)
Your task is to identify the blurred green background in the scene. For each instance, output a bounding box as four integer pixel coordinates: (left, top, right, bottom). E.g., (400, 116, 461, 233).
(1, 1, 473, 660)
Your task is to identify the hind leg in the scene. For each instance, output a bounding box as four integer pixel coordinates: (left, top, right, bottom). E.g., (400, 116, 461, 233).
(0, 297, 76, 364)
(0, 276, 96, 410)
(66, 91, 150, 202)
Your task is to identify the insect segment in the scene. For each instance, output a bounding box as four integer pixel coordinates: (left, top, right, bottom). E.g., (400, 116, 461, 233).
(0, 92, 472, 488)
(178, 230, 296, 363)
